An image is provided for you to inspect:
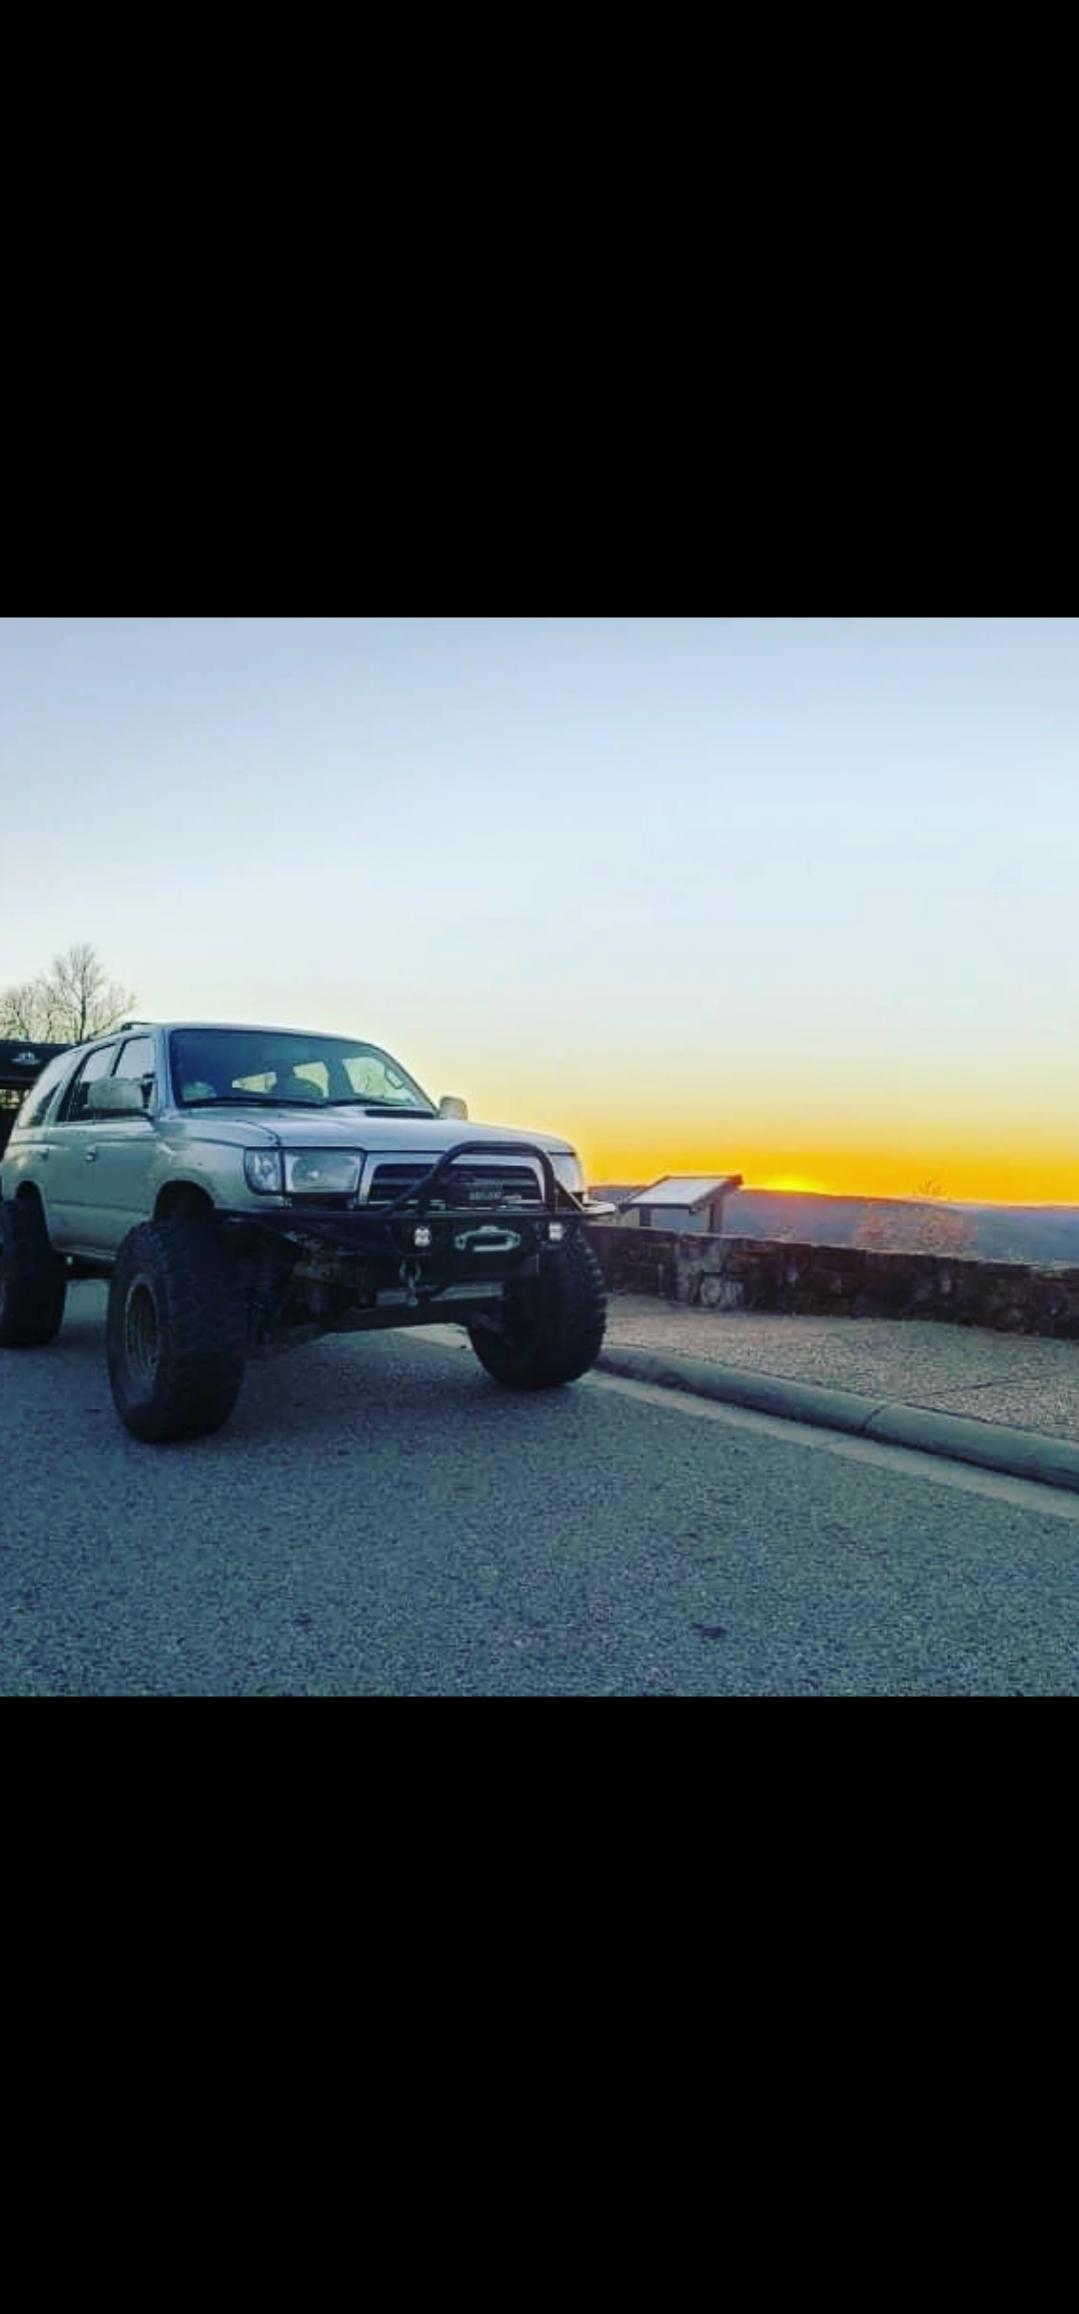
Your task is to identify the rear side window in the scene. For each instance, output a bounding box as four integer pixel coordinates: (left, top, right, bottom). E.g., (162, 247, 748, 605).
(17, 1051, 78, 1131)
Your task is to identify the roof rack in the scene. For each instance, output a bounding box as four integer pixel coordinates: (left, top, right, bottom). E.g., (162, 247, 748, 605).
(118, 1019, 155, 1031)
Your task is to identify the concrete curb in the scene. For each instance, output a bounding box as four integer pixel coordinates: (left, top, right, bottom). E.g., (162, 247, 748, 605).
(596, 1344, 1079, 1496)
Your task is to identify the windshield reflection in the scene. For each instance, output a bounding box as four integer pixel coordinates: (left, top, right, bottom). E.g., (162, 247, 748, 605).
(169, 1030, 435, 1112)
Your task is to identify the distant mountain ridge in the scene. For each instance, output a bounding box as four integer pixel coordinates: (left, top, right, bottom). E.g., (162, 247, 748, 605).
(721, 1189, 1079, 1264)
(588, 1183, 1079, 1265)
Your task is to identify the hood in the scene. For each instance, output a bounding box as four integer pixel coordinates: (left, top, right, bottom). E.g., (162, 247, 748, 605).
(166, 1106, 574, 1157)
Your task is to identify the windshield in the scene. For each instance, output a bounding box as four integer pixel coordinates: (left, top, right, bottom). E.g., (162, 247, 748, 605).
(169, 1030, 436, 1112)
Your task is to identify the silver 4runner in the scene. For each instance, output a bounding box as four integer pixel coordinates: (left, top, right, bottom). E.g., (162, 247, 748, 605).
(0, 1022, 608, 1442)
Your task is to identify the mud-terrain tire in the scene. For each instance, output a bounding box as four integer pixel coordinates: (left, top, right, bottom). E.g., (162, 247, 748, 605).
(467, 1230, 606, 1389)
(107, 1218, 246, 1442)
(0, 1197, 67, 1347)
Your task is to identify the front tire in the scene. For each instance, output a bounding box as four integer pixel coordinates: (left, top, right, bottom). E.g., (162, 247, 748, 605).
(106, 1219, 246, 1442)
(0, 1198, 67, 1347)
(467, 1229, 606, 1389)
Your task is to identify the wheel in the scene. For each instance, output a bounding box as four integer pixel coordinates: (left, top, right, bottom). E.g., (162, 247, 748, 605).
(467, 1229, 607, 1389)
(0, 1198, 67, 1347)
(106, 1218, 246, 1442)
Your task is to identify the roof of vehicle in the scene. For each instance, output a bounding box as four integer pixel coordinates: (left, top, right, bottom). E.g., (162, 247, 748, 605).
(147, 1023, 395, 1042)
(53, 1023, 406, 1051)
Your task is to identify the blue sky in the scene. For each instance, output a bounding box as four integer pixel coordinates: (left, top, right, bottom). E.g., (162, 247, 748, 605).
(1, 617, 1076, 1197)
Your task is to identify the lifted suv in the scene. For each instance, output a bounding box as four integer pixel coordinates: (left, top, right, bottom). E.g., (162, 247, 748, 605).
(0, 1022, 608, 1442)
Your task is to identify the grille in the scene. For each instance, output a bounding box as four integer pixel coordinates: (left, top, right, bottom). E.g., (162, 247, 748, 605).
(366, 1161, 543, 1210)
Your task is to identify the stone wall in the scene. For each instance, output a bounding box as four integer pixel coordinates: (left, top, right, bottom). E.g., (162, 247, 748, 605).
(585, 1223, 1079, 1340)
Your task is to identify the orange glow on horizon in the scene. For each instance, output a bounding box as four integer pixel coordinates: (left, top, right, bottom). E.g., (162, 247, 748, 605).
(579, 1137, 1079, 1208)
(756, 1174, 828, 1195)
(465, 1068, 1079, 1210)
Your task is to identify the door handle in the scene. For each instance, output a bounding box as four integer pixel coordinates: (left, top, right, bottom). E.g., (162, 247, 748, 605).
(84, 1148, 98, 1163)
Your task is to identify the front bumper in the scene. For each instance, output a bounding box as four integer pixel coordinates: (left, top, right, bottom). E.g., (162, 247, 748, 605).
(218, 1139, 587, 1299)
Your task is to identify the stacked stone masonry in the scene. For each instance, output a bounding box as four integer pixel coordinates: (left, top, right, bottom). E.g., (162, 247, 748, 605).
(586, 1224, 1079, 1340)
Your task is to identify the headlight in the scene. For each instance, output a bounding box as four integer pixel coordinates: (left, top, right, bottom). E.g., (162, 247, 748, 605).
(551, 1151, 585, 1196)
(283, 1151, 363, 1195)
(245, 1150, 284, 1195)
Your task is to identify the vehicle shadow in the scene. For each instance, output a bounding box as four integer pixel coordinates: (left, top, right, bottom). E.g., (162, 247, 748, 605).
(41, 1287, 590, 1451)
(232, 1330, 588, 1447)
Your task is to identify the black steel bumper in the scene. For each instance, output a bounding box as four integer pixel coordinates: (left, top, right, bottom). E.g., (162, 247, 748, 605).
(217, 1140, 586, 1289)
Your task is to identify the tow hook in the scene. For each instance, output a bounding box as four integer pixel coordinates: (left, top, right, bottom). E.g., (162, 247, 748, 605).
(399, 1257, 423, 1305)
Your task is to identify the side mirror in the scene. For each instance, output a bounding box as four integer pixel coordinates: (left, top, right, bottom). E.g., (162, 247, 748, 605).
(438, 1094, 469, 1121)
(85, 1075, 152, 1115)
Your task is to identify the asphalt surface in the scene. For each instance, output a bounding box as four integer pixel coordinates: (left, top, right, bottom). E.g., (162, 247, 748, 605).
(3, 1282, 1079, 1696)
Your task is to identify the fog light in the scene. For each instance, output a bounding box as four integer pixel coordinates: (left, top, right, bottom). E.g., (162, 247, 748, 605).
(548, 1222, 565, 1243)
(413, 1224, 433, 1249)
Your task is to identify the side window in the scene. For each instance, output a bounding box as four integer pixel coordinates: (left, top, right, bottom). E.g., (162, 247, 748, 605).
(16, 1051, 78, 1132)
(115, 1036, 156, 1108)
(59, 1045, 121, 1123)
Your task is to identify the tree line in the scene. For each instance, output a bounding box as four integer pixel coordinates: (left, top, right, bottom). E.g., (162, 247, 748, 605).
(0, 944, 136, 1046)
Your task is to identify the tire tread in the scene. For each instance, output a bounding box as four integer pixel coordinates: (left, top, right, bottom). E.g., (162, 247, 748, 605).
(467, 1230, 606, 1389)
(107, 1219, 246, 1442)
(0, 1198, 67, 1347)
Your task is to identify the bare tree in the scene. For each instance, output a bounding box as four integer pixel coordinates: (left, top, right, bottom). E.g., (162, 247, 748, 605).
(0, 944, 136, 1045)
(0, 978, 62, 1041)
(855, 1194, 975, 1257)
(43, 943, 136, 1042)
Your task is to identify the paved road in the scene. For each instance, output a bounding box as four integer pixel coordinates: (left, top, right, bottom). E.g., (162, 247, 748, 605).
(3, 1283, 1079, 1695)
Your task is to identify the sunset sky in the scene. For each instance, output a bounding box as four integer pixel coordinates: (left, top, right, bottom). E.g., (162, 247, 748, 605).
(1, 616, 1076, 1204)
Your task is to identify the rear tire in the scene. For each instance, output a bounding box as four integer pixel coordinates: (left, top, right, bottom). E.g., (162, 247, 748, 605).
(0, 1198, 67, 1347)
(467, 1230, 606, 1389)
(106, 1218, 246, 1442)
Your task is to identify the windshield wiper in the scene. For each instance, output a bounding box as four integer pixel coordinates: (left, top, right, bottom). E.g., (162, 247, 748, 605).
(181, 1094, 330, 1109)
(328, 1099, 436, 1115)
